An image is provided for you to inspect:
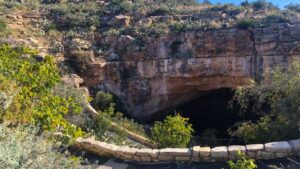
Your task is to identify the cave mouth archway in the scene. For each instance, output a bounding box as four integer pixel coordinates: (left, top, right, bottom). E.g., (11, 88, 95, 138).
(174, 88, 241, 138)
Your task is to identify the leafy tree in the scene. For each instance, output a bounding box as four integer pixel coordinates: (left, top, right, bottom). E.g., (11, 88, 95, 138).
(0, 45, 84, 139)
(151, 114, 193, 148)
(227, 151, 257, 169)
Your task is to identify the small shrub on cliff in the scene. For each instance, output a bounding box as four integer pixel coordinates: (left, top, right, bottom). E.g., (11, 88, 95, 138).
(227, 151, 257, 169)
(151, 114, 193, 148)
(93, 91, 115, 111)
(236, 18, 254, 29)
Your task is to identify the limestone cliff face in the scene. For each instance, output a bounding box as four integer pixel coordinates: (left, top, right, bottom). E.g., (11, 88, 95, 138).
(73, 22, 300, 120)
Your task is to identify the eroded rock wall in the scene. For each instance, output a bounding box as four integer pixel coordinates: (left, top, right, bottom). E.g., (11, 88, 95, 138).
(74, 22, 300, 119)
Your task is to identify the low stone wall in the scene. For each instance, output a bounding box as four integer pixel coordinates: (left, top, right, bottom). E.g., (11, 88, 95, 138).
(74, 137, 300, 163)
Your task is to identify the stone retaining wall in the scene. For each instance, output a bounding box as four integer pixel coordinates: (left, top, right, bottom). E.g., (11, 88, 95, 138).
(74, 137, 300, 163)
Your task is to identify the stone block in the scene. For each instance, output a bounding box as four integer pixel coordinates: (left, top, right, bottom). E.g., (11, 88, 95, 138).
(211, 146, 228, 160)
(133, 155, 141, 162)
(192, 146, 201, 158)
(140, 155, 152, 162)
(192, 157, 200, 162)
(288, 139, 300, 153)
(159, 148, 191, 156)
(265, 141, 291, 153)
(200, 147, 211, 157)
(255, 151, 263, 159)
(246, 144, 264, 152)
(175, 156, 191, 161)
(136, 149, 158, 158)
(246, 152, 256, 158)
(193, 146, 211, 158)
(158, 155, 174, 161)
(275, 152, 289, 158)
(261, 151, 274, 159)
(228, 145, 246, 155)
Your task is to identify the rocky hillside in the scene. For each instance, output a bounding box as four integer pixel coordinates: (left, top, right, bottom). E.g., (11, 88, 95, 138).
(1, 0, 300, 120)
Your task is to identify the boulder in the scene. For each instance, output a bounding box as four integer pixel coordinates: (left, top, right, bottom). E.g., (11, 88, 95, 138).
(246, 144, 264, 152)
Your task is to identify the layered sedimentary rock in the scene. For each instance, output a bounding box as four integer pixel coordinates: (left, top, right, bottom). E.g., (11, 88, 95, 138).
(71, 22, 300, 120)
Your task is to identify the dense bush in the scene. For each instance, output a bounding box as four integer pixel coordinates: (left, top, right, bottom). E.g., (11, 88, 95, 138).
(0, 45, 84, 139)
(229, 115, 298, 144)
(106, 0, 133, 14)
(0, 123, 79, 169)
(231, 61, 300, 143)
(151, 114, 193, 148)
(46, 2, 102, 30)
(227, 151, 257, 169)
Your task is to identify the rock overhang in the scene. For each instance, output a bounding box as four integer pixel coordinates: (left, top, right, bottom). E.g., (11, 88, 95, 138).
(70, 23, 300, 119)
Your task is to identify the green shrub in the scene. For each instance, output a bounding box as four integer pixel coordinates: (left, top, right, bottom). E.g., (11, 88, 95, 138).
(236, 18, 255, 29)
(151, 114, 193, 148)
(93, 91, 115, 111)
(227, 151, 257, 169)
(0, 123, 79, 169)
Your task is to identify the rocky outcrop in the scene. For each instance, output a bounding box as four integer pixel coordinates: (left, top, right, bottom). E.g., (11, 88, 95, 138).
(71, 22, 300, 120)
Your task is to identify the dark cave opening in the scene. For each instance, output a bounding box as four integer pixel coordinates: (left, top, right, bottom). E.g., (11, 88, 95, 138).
(175, 88, 242, 138)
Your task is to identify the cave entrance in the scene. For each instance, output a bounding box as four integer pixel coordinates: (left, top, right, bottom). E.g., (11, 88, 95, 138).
(175, 88, 241, 139)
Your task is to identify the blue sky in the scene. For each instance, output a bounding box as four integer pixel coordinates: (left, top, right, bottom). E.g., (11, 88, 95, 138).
(198, 0, 300, 8)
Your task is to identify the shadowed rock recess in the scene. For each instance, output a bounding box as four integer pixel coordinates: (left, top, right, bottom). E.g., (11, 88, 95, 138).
(73, 23, 300, 120)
